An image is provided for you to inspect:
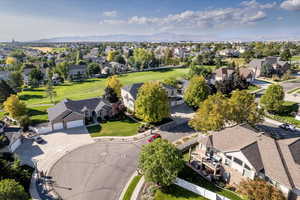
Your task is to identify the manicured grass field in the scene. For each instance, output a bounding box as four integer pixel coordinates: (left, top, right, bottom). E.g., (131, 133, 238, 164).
(155, 184, 208, 200)
(292, 56, 300, 61)
(87, 118, 140, 137)
(123, 175, 142, 200)
(18, 68, 189, 106)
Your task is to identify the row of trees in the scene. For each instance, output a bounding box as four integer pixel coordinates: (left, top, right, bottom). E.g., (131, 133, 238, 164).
(189, 90, 264, 132)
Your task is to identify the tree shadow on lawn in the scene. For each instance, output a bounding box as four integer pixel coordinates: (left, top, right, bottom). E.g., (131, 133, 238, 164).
(27, 108, 47, 117)
(19, 94, 44, 101)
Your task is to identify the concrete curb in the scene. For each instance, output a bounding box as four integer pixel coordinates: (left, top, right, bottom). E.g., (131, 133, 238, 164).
(131, 176, 145, 200)
(92, 130, 152, 143)
(118, 171, 138, 200)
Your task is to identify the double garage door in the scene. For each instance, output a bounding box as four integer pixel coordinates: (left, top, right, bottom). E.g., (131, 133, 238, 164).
(53, 120, 84, 131)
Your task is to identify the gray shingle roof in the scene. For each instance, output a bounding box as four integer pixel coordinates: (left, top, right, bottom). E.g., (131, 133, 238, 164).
(122, 83, 144, 100)
(47, 98, 111, 122)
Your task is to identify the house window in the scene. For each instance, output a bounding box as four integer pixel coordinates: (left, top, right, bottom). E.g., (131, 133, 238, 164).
(244, 164, 251, 170)
(233, 157, 243, 166)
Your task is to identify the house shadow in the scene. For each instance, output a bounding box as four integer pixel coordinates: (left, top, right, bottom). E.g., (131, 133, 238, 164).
(256, 124, 300, 139)
(15, 139, 45, 167)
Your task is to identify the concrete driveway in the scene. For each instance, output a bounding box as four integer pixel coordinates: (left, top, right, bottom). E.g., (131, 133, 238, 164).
(16, 127, 94, 171)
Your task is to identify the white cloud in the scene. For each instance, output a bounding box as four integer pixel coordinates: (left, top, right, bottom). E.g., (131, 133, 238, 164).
(281, 0, 300, 11)
(102, 10, 118, 17)
(100, 0, 275, 32)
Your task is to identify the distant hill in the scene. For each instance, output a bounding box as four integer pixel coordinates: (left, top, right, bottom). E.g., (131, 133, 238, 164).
(32, 32, 210, 43)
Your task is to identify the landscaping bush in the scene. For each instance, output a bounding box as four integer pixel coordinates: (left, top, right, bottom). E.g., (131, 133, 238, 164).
(0, 135, 9, 149)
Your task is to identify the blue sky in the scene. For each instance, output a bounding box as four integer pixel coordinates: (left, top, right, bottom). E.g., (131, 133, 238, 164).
(1, 0, 300, 41)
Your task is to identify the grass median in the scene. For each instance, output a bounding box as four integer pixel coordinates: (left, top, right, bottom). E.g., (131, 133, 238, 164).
(123, 175, 142, 200)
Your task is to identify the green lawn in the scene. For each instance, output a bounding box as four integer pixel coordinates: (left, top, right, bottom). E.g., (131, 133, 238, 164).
(246, 85, 261, 93)
(178, 166, 243, 200)
(155, 184, 208, 200)
(267, 101, 300, 127)
(0, 111, 5, 120)
(87, 118, 140, 137)
(28, 105, 51, 125)
(18, 68, 189, 106)
(123, 175, 142, 200)
(292, 56, 300, 61)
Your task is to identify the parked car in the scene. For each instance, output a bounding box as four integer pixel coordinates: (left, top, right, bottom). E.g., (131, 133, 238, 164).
(279, 123, 296, 132)
(147, 133, 161, 143)
(33, 136, 45, 144)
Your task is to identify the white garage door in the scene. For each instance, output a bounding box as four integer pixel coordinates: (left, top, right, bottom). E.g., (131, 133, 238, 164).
(10, 139, 21, 152)
(53, 123, 63, 130)
(66, 120, 84, 129)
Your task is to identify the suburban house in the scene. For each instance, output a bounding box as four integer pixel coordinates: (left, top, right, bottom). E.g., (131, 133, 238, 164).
(47, 98, 112, 131)
(248, 56, 290, 78)
(0, 71, 11, 81)
(209, 67, 254, 84)
(68, 65, 87, 80)
(192, 125, 300, 199)
(121, 83, 184, 112)
(22, 66, 36, 85)
(0, 121, 22, 152)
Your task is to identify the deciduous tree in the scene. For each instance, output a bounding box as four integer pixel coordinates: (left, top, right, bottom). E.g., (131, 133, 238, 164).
(138, 139, 184, 186)
(189, 93, 228, 132)
(106, 75, 122, 97)
(3, 95, 27, 119)
(103, 87, 119, 103)
(260, 84, 284, 113)
(135, 82, 169, 123)
(8, 71, 23, 92)
(228, 90, 264, 126)
(0, 179, 28, 200)
(0, 80, 15, 103)
(184, 76, 210, 108)
(237, 179, 285, 200)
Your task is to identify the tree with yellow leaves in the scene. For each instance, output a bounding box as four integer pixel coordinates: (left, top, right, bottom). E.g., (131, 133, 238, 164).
(106, 51, 119, 62)
(106, 75, 122, 97)
(5, 57, 17, 65)
(3, 95, 27, 119)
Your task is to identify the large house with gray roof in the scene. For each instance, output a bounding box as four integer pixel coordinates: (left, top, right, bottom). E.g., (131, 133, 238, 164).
(248, 56, 289, 78)
(47, 98, 112, 131)
(193, 125, 300, 199)
(121, 83, 184, 112)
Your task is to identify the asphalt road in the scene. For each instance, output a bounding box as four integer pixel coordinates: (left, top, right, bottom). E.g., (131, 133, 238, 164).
(49, 141, 145, 200)
(48, 123, 195, 200)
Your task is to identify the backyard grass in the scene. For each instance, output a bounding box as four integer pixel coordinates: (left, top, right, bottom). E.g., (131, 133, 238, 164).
(292, 56, 300, 61)
(18, 68, 189, 106)
(267, 101, 300, 127)
(155, 184, 208, 200)
(177, 166, 243, 200)
(246, 85, 261, 93)
(123, 175, 142, 200)
(27, 105, 51, 125)
(87, 118, 140, 137)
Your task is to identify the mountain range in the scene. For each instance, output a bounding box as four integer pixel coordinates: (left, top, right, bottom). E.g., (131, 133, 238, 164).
(32, 32, 212, 43)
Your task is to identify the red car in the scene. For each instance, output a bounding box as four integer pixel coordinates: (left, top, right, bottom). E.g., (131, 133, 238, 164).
(147, 133, 162, 143)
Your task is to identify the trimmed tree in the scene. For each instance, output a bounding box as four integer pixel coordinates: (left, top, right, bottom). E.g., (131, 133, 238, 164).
(0, 179, 29, 200)
(138, 139, 184, 186)
(260, 84, 284, 114)
(237, 179, 286, 200)
(228, 90, 264, 126)
(3, 95, 27, 119)
(189, 93, 228, 132)
(184, 75, 210, 108)
(106, 75, 122, 97)
(135, 82, 170, 123)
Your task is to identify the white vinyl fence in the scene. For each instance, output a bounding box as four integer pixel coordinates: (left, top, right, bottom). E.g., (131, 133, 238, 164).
(174, 178, 231, 200)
